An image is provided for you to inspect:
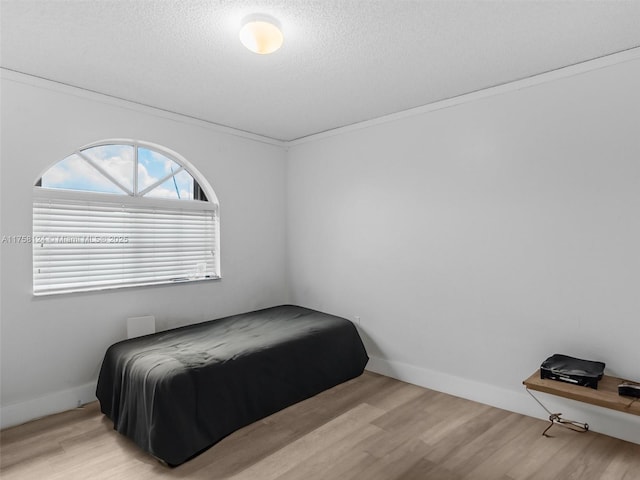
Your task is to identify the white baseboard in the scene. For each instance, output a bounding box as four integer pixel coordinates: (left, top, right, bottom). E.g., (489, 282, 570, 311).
(366, 355, 640, 445)
(2, 360, 638, 446)
(0, 381, 97, 429)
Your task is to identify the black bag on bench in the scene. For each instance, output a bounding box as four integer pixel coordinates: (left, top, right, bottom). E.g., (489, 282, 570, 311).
(540, 354, 605, 389)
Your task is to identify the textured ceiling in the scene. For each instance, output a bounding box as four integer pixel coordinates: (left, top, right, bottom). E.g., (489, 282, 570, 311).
(2, 1, 640, 141)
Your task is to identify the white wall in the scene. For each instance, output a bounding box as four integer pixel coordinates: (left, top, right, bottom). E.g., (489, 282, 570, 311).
(287, 58, 640, 442)
(0, 72, 289, 427)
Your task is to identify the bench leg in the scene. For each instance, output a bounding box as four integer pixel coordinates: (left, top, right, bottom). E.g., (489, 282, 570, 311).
(526, 388, 589, 437)
(542, 412, 589, 437)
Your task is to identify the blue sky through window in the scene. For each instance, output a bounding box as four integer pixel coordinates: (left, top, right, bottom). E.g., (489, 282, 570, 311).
(145, 169, 195, 199)
(41, 153, 124, 194)
(138, 148, 181, 192)
(40, 144, 198, 200)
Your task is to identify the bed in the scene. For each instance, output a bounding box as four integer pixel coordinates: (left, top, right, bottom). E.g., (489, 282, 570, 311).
(96, 305, 369, 466)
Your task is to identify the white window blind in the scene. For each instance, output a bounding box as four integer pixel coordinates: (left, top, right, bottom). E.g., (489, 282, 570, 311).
(33, 188, 219, 295)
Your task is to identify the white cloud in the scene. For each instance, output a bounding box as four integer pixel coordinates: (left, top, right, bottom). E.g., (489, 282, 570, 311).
(137, 162, 158, 191)
(43, 154, 121, 193)
(83, 145, 134, 191)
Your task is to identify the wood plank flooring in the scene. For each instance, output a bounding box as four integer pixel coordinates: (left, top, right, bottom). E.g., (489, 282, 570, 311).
(1, 371, 639, 480)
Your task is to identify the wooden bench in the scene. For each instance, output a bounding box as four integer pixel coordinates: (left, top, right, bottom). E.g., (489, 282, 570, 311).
(523, 371, 640, 435)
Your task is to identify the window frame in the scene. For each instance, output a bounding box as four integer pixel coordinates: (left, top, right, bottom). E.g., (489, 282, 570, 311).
(32, 139, 220, 296)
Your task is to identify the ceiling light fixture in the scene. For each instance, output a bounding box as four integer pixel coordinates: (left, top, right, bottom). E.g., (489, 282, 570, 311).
(239, 14, 283, 55)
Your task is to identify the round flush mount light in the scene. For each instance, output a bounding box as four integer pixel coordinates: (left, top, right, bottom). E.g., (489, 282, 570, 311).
(239, 14, 283, 54)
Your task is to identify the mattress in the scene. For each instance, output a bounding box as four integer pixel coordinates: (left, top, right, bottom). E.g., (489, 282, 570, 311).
(96, 305, 369, 465)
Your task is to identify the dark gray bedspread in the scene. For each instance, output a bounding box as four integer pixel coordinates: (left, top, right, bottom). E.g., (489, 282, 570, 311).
(96, 305, 368, 465)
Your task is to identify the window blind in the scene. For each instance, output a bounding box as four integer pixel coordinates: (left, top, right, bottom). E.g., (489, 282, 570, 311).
(33, 189, 219, 295)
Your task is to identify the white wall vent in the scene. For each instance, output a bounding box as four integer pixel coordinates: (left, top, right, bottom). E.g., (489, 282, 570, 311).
(127, 315, 156, 339)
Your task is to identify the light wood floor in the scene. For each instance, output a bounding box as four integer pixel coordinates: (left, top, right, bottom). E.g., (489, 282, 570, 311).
(1, 371, 639, 480)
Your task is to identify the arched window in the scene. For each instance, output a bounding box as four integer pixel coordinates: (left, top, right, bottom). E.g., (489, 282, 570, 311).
(33, 140, 220, 295)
